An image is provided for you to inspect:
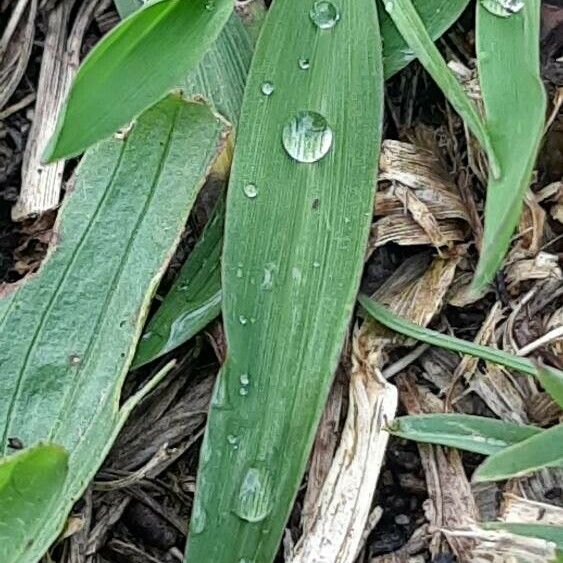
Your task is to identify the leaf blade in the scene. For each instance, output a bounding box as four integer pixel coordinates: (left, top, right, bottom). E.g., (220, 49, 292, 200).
(44, 0, 233, 161)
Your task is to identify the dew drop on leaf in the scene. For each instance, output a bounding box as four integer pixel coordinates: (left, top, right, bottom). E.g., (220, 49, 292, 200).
(260, 81, 274, 96)
(282, 111, 333, 163)
(309, 1, 340, 29)
(480, 0, 523, 17)
(234, 467, 273, 523)
(298, 58, 310, 70)
(243, 183, 258, 198)
(384, 0, 394, 12)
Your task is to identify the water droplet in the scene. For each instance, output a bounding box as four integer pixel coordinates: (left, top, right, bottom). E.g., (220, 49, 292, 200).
(239, 387, 249, 397)
(313, 261, 321, 268)
(191, 498, 207, 534)
(261, 81, 274, 96)
(243, 183, 258, 198)
(239, 315, 248, 325)
(69, 354, 81, 366)
(234, 467, 273, 522)
(384, 0, 393, 11)
(282, 111, 333, 164)
(141, 331, 153, 341)
(240, 373, 250, 386)
(298, 57, 310, 70)
(227, 434, 239, 449)
(261, 263, 277, 290)
(309, 1, 340, 29)
(480, 0, 523, 17)
(205, 0, 215, 10)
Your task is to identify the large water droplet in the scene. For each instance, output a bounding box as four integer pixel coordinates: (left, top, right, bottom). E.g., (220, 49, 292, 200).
(298, 57, 310, 70)
(282, 111, 333, 163)
(309, 1, 340, 29)
(234, 467, 273, 523)
(261, 81, 274, 96)
(191, 498, 207, 534)
(480, 0, 523, 17)
(243, 183, 258, 199)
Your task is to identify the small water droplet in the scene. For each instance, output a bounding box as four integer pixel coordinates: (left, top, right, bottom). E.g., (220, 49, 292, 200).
(243, 183, 258, 199)
(309, 1, 340, 29)
(282, 111, 333, 164)
(234, 467, 274, 523)
(384, 0, 393, 11)
(260, 81, 274, 96)
(227, 434, 239, 449)
(239, 315, 248, 325)
(69, 354, 81, 366)
(313, 261, 321, 268)
(261, 263, 277, 290)
(298, 57, 310, 70)
(240, 373, 250, 386)
(191, 498, 207, 534)
(205, 0, 215, 10)
(141, 331, 153, 341)
(480, 0, 523, 17)
(239, 387, 249, 396)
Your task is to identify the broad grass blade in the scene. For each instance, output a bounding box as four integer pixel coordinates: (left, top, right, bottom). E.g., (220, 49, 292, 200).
(379, 0, 500, 178)
(474, 424, 563, 482)
(388, 414, 542, 456)
(481, 523, 563, 550)
(0, 95, 228, 560)
(185, 0, 384, 560)
(380, 0, 470, 78)
(0, 444, 68, 563)
(358, 295, 563, 383)
(471, 0, 546, 291)
(44, 0, 233, 161)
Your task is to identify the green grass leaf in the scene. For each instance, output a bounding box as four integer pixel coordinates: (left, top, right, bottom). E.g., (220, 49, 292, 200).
(379, 0, 500, 178)
(471, 0, 546, 291)
(388, 414, 542, 456)
(536, 364, 563, 409)
(132, 201, 223, 369)
(380, 0, 470, 78)
(185, 0, 384, 559)
(0, 95, 227, 560)
(44, 0, 233, 162)
(0, 444, 68, 563)
(481, 523, 563, 550)
(358, 295, 563, 385)
(474, 424, 563, 482)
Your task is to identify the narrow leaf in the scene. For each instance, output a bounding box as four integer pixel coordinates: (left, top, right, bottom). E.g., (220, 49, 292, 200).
(44, 0, 233, 161)
(133, 201, 223, 368)
(186, 0, 384, 561)
(471, 0, 547, 291)
(474, 424, 563, 482)
(358, 295, 563, 384)
(536, 364, 563, 409)
(0, 95, 227, 560)
(0, 444, 68, 563)
(380, 0, 471, 78)
(481, 523, 563, 550)
(388, 414, 542, 456)
(379, 0, 500, 178)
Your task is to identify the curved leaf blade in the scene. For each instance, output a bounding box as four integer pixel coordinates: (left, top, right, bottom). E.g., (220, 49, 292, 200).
(388, 414, 542, 456)
(44, 0, 233, 162)
(186, 0, 384, 559)
(474, 424, 563, 482)
(0, 444, 68, 563)
(471, 0, 547, 291)
(0, 95, 228, 560)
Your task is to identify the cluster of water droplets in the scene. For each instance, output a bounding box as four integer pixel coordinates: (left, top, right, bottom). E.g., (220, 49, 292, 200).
(239, 372, 250, 396)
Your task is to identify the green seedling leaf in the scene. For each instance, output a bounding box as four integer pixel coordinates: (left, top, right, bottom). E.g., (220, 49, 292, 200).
(474, 424, 563, 482)
(44, 0, 233, 162)
(380, 0, 471, 78)
(388, 414, 541, 456)
(481, 523, 563, 550)
(186, 0, 384, 560)
(133, 201, 223, 369)
(471, 0, 547, 291)
(358, 295, 563, 385)
(0, 444, 68, 563)
(379, 0, 500, 178)
(0, 95, 227, 560)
